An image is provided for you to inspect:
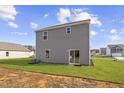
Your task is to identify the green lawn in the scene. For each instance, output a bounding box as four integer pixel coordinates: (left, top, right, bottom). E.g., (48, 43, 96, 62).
(0, 58, 124, 84)
(93, 55, 112, 58)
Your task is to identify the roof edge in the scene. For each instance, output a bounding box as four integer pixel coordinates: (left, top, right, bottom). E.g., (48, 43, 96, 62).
(35, 19, 90, 32)
(0, 41, 31, 52)
(107, 44, 124, 48)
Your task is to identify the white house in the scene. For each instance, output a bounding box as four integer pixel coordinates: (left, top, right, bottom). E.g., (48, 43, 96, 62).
(99, 48, 106, 55)
(0, 42, 32, 59)
(90, 49, 100, 55)
(24, 45, 35, 57)
(106, 44, 124, 57)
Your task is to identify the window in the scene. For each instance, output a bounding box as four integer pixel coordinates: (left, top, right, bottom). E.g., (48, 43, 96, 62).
(42, 31, 48, 40)
(45, 49, 50, 58)
(6, 52, 9, 56)
(66, 27, 71, 34)
(111, 48, 116, 53)
(117, 48, 122, 53)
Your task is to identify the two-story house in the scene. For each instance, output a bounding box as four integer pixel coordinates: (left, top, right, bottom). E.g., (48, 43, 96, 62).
(36, 19, 91, 66)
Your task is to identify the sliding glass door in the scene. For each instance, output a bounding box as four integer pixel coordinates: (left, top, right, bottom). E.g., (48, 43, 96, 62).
(69, 49, 80, 64)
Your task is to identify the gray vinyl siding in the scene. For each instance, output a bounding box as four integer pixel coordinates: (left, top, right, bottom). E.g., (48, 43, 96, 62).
(36, 23, 90, 65)
(122, 49, 124, 57)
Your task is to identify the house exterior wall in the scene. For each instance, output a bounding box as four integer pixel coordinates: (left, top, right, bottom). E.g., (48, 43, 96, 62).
(29, 51, 35, 56)
(122, 51, 124, 57)
(91, 49, 99, 55)
(122, 49, 124, 57)
(0, 51, 30, 59)
(112, 53, 122, 57)
(36, 23, 90, 65)
(99, 48, 106, 55)
(106, 47, 111, 55)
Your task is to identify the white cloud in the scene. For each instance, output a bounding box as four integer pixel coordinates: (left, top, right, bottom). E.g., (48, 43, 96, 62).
(30, 22, 38, 29)
(44, 13, 49, 18)
(71, 9, 102, 26)
(109, 28, 121, 42)
(7, 22, 18, 28)
(110, 29, 118, 34)
(11, 32, 28, 36)
(109, 34, 120, 41)
(71, 8, 83, 13)
(56, 8, 102, 26)
(90, 30, 97, 38)
(57, 8, 71, 24)
(0, 5, 18, 21)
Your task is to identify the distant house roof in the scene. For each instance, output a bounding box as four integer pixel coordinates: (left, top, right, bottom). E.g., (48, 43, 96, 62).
(24, 45, 35, 51)
(100, 48, 106, 50)
(0, 42, 31, 52)
(107, 44, 124, 49)
(36, 19, 90, 32)
(90, 49, 99, 53)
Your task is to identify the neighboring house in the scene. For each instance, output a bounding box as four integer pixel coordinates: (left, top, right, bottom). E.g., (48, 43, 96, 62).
(36, 19, 91, 66)
(99, 48, 106, 55)
(24, 45, 35, 57)
(90, 49, 99, 55)
(0, 42, 31, 59)
(106, 44, 124, 57)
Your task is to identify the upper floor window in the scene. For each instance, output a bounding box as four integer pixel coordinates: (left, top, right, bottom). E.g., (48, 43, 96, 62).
(42, 31, 48, 40)
(66, 27, 71, 34)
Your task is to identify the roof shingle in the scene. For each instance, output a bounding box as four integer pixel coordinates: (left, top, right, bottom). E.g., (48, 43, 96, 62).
(0, 42, 31, 52)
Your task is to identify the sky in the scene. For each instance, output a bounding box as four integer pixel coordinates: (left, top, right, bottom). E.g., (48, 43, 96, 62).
(0, 5, 124, 48)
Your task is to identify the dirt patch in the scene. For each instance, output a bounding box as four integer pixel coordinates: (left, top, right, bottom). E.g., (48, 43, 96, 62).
(0, 67, 123, 88)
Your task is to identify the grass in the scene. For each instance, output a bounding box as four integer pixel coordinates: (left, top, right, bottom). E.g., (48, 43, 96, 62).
(93, 55, 112, 58)
(0, 58, 124, 84)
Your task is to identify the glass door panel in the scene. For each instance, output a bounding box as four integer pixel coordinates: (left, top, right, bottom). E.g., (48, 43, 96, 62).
(69, 50, 75, 63)
(69, 50, 80, 64)
(75, 50, 80, 64)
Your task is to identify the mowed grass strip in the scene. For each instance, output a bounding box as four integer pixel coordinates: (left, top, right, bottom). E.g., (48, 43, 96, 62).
(0, 58, 124, 84)
(93, 55, 112, 58)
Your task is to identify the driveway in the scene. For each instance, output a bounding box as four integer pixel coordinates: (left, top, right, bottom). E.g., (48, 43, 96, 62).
(114, 57, 124, 60)
(0, 67, 124, 88)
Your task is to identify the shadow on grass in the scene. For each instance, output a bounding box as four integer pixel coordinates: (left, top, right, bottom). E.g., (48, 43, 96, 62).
(0, 58, 67, 67)
(0, 58, 34, 66)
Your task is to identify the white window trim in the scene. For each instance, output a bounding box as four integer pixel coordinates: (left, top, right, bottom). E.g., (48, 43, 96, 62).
(68, 49, 80, 65)
(66, 27, 71, 34)
(45, 48, 51, 58)
(42, 31, 48, 40)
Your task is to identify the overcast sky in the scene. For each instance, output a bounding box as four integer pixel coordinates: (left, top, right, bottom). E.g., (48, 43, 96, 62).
(0, 5, 124, 48)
